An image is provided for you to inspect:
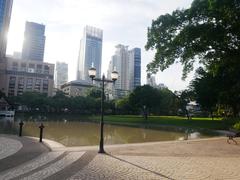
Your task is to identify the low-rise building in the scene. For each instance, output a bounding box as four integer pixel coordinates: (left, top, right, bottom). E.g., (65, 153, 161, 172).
(60, 80, 94, 97)
(0, 57, 54, 96)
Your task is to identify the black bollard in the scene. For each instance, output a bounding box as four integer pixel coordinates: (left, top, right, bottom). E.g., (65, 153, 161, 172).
(19, 121, 24, 137)
(39, 123, 45, 142)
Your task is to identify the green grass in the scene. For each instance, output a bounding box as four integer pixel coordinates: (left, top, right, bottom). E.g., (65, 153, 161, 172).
(88, 115, 233, 130)
(16, 112, 238, 131)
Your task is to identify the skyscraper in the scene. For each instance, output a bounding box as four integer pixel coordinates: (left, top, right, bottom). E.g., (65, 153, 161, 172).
(76, 26, 103, 81)
(113, 44, 129, 90)
(22, 21, 46, 61)
(108, 45, 141, 91)
(55, 61, 68, 89)
(128, 48, 141, 90)
(0, 0, 13, 58)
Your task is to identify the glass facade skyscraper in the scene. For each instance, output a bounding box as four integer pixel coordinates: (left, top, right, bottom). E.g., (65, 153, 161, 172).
(22, 21, 46, 61)
(77, 26, 102, 81)
(107, 45, 141, 98)
(128, 48, 141, 90)
(0, 0, 13, 57)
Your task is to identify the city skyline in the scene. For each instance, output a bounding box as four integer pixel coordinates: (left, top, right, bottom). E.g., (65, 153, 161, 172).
(6, 0, 194, 91)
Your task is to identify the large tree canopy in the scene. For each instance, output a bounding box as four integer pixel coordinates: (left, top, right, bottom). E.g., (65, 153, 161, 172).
(145, 0, 240, 78)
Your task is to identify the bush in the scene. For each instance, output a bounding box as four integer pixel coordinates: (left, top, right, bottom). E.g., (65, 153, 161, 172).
(233, 122, 240, 130)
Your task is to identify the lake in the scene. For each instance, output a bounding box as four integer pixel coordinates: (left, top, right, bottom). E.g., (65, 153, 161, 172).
(0, 116, 210, 146)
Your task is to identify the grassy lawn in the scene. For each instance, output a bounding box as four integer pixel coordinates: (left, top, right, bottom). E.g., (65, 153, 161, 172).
(89, 115, 235, 130)
(16, 113, 238, 131)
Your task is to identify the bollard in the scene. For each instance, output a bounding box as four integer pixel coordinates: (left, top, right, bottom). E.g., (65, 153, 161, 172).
(19, 121, 24, 137)
(39, 123, 45, 142)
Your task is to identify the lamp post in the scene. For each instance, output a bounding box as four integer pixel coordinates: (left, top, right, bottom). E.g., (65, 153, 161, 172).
(89, 66, 118, 153)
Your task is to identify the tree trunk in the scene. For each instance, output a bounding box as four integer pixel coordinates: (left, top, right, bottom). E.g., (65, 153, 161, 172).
(210, 110, 214, 120)
(186, 109, 190, 120)
(232, 105, 238, 117)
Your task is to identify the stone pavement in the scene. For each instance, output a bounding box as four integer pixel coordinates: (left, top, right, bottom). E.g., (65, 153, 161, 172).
(1, 134, 240, 180)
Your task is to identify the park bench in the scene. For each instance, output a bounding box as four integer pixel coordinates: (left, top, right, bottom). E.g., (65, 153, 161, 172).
(227, 129, 240, 144)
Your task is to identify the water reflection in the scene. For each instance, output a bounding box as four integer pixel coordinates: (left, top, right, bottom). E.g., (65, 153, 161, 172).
(0, 117, 209, 147)
(0, 117, 17, 134)
(0, 116, 211, 146)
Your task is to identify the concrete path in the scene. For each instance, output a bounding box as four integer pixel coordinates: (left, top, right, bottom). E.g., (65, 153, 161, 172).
(1, 134, 240, 180)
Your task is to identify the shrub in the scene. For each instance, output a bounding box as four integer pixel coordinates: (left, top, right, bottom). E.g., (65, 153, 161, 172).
(233, 122, 240, 130)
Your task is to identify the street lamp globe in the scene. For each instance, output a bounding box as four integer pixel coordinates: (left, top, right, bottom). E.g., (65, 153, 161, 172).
(88, 67, 96, 80)
(111, 70, 118, 81)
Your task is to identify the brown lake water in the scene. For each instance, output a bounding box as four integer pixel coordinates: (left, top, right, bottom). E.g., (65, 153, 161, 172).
(0, 116, 210, 146)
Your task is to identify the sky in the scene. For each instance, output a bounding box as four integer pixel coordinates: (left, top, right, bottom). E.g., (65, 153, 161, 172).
(6, 0, 194, 91)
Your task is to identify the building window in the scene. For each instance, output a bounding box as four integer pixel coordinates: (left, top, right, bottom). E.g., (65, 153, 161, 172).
(28, 64, 35, 73)
(8, 76, 16, 96)
(20, 63, 27, 72)
(34, 79, 41, 91)
(17, 77, 24, 95)
(44, 65, 49, 74)
(43, 79, 48, 92)
(26, 78, 33, 90)
(12, 62, 18, 71)
(36, 65, 42, 73)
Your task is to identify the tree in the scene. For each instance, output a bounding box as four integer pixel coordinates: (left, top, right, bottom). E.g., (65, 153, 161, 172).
(129, 85, 160, 119)
(0, 90, 5, 98)
(190, 68, 218, 120)
(87, 87, 102, 98)
(145, 0, 240, 78)
(50, 91, 69, 112)
(146, 0, 240, 116)
(116, 96, 135, 114)
(176, 90, 194, 120)
(157, 88, 178, 115)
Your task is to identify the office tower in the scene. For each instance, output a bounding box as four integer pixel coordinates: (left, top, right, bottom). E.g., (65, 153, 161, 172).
(0, 0, 13, 58)
(108, 45, 141, 91)
(113, 44, 129, 90)
(107, 45, 141, 98)
(22, 21, 46, 61)
(106, 45, 129, 99)
(76, 26, 103, 81)
(128, 48, 141, 90)
(55, 61, 68, 89)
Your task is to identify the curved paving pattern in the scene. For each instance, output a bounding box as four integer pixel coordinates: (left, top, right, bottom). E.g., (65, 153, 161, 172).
(21, 152, 85, 180)
(0, 137, 22, 160)
(0, 151, 64, 180)
(1, 135, 240, 180)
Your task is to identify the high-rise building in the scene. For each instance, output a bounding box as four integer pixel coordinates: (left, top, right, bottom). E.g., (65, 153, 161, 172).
(113, 44, 129, 90)
(107, 45, 141, 98)
(128, 48, 141, 90)
(22, 21, 46, 61)
(55, 61, 68, 89)
(0, 0, 13, 58)
(76, 26, 103, 81)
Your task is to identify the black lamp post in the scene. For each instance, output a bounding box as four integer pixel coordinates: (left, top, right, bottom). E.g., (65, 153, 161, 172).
(89, 66, 118, 153)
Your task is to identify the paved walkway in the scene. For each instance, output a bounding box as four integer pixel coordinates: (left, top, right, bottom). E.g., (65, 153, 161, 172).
(1, 134, 240, 180)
